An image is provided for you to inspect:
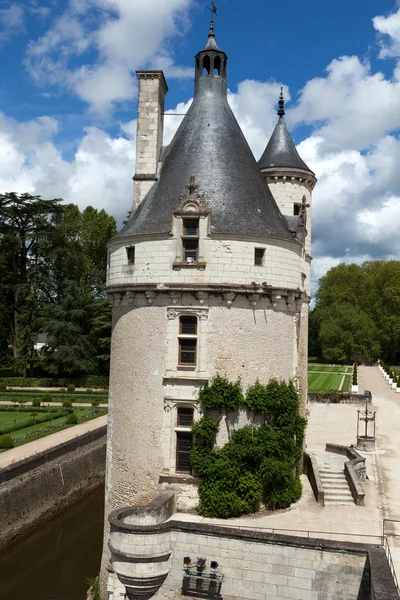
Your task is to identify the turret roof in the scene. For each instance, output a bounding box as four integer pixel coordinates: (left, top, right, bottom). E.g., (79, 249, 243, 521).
(258, 90, 314, 175)
(117, 28, 296, 244)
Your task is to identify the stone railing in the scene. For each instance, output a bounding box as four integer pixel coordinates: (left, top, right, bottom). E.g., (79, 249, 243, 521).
(308, 390, 372, 404)
(325, 443, 366, 505)
(303, 452, 324, 505)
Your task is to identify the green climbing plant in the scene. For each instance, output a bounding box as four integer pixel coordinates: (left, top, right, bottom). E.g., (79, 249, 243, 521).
(191, 376, 306, 519)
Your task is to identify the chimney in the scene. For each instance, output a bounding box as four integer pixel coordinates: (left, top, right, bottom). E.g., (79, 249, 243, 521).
(133, 71, 168, 210)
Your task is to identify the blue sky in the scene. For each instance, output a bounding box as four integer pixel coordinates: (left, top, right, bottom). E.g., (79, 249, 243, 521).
(0, 0, 400, 291)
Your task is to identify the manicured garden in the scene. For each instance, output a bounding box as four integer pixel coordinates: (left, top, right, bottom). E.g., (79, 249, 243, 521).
(0, 404, 107, 450)
(308, 364, 352, 393)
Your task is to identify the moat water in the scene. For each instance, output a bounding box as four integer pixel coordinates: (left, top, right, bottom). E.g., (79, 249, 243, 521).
(0, 486, 104, 600)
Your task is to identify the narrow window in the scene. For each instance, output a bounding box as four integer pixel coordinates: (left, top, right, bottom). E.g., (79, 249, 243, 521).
(182, 218, 199, 263)
(293, 203, 301, 216)
(176, 432, 193, 473)
(177, 407, 194, 427)
(254, 248, 265, 266)
(202, 55, 211, 75)
(214, 56, 221, 75)
(126, 246, 135, 265)
(178, 316, 197, 366)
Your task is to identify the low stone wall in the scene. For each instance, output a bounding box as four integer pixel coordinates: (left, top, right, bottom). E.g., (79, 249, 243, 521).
(106, 493, 398, 600)
(303, 452, 324, 505)
(0, 425, 106, 551)
(308, 390, 372, 404)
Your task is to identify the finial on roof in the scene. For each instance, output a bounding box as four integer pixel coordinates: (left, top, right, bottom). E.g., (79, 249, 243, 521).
(277, 87, 285, 118)
(207, 1, 217, 35)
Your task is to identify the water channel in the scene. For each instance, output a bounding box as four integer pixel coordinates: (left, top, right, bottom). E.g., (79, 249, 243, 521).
(0, 486, 104, 600)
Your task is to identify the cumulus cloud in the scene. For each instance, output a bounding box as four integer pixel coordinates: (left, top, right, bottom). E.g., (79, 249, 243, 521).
(0, 4, 25, 41)
(25, 0, 194, 114)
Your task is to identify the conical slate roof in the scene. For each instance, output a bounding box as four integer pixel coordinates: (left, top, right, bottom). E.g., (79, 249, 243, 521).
(258, 117, 314, 174)
(118, 32, 296, 244)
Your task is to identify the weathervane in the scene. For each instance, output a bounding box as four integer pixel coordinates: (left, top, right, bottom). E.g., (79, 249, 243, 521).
(207, 0, 217, 17)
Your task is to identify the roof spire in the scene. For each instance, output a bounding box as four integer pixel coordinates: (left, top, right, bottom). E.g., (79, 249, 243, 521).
(277, 87, 285, 118)
(207, 1, 217, 36)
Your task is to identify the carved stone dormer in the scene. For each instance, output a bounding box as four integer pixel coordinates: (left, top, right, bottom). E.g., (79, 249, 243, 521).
(176, 175, 209, 214)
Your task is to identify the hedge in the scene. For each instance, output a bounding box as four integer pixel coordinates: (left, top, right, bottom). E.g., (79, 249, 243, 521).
(0, 376, 109, 388)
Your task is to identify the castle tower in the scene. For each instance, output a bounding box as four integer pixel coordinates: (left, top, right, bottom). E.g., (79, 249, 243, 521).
(102, 19, 314, 598)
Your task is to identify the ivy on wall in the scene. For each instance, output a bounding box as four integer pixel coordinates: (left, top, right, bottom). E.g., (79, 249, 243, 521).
(190, 376, 306, 519)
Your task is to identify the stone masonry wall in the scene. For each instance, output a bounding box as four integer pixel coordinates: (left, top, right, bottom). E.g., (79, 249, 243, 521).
(0, 427, 106, 551)
(107, 235, 304, 291)
(155, 531, 368, 600)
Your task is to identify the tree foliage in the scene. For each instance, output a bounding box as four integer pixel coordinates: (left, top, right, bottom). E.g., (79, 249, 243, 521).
(311, 261, 400, 364)
(191, 377, 306, 519)
(0, 193, 117, 378)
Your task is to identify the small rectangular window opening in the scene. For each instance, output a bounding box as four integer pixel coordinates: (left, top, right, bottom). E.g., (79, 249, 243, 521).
(182, 218, 199, 263)
(177, 407, 194, 427)
(126, 246, 135, 265)
(183, 239, 198, 263)
(294, 204, 301, 216)
(254, 248, 265, 266)
(176, 432, 193, 473)
(183, 219, 199, 236)
(178, 316, 197, 366)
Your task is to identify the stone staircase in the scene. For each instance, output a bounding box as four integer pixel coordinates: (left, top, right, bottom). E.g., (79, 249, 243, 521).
(319, 468, 355, 506)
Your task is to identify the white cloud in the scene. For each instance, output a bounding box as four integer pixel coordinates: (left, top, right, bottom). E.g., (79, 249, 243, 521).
(25, 0, 194, 114)
(374, 8, 400, 58)
(0, 4, 24, 40)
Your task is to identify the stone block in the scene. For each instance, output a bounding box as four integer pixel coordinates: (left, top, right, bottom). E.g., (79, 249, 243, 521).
(287, 575, 312, 590)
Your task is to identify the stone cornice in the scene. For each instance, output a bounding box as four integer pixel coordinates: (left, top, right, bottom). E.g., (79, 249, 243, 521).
(262, 168, 317, 190)
(107, 283, 310, 312)
(136, 70, 168, 94)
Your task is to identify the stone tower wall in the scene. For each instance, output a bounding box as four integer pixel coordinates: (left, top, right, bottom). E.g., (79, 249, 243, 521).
(104, 291, 305, 515)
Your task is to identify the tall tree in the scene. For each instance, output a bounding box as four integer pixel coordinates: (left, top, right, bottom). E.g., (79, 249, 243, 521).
(0, 193, 63, 374)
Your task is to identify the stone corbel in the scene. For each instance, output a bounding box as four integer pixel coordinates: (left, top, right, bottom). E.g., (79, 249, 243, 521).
(249, 294, 260, 309)
(113, 293, 123, 308)
(169, 291, 181, 305)
(122, 291, 136, 307)
(223, 292, 236, 308)
(271, 293, 282, 310)
(145, 291, 157, 305)
(195, 291, 208, 306)
(286, 292, 296, 312)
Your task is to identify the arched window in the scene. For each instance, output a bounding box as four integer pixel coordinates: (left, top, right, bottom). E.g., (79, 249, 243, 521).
(178, 316, 198, 366)
(213, 56, 221, 75)
(202, 55, 211, 75)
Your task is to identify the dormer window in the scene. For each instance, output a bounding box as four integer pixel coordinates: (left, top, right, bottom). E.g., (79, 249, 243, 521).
(182, 218, 199, 263)
(126, 246, 135, 265)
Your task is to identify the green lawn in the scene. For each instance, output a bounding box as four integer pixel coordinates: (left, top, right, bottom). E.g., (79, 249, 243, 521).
(0, 411, 54, 430)
(9, 409, 94, 440)
(308, 365, 351, 373)
(308, 373, 346, 392)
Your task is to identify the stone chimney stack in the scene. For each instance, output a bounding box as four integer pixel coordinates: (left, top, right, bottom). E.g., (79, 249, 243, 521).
(133, 71, 168, 210)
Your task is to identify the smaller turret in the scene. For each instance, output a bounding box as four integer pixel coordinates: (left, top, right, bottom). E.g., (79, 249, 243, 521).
(259, 89, 317, 275)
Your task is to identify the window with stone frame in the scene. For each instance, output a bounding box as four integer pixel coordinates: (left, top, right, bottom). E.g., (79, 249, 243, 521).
(254, 248, 265, 266)
(126, 246, 135, 265)
(178, 316, 198, 366)
(176, 406, 194, 474)
(182, 218, 199, 263)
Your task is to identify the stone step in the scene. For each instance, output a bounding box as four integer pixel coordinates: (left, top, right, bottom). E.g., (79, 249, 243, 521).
(322, 481, 349, 489)
(319, 472, 346, 478)
(324, 490, 353, 498)
(324, 498, 355, 506)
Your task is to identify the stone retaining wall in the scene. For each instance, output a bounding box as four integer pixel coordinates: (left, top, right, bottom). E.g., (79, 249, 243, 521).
(0, 425, 106, 551)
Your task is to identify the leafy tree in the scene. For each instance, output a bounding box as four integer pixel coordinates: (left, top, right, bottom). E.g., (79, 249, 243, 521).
(311, 261, 400, 363)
